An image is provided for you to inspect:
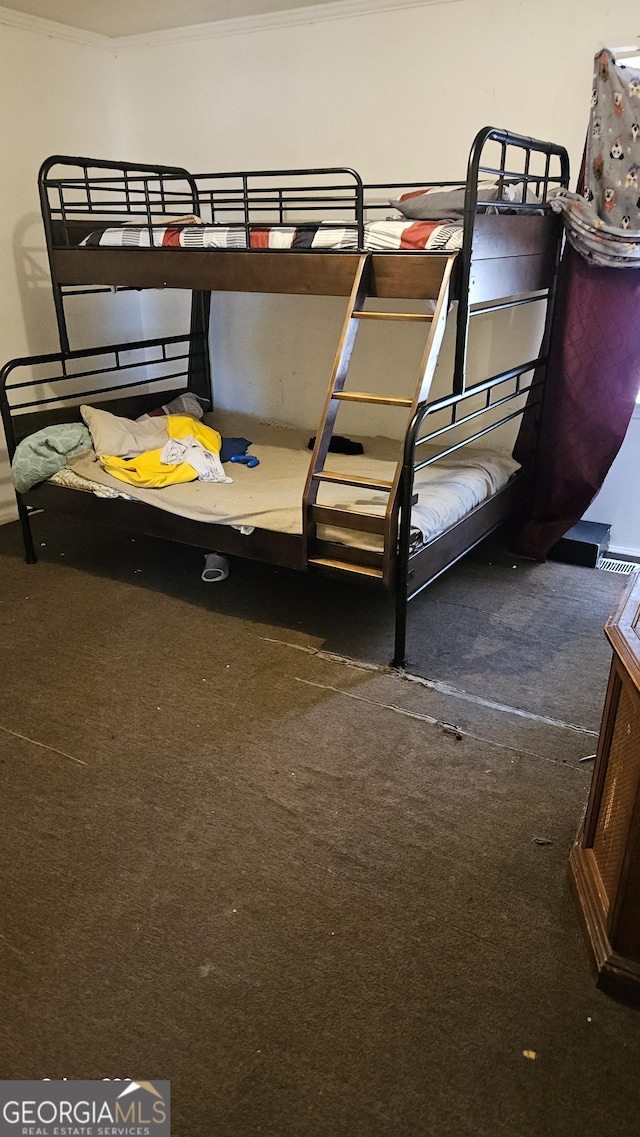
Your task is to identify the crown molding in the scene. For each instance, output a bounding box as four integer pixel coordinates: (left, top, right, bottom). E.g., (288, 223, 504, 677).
(113, 0, 464, 52)
(0, 3, 107, 48)
(0, 0, 467, 53)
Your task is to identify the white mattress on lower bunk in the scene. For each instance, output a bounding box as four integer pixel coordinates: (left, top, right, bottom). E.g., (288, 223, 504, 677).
(64, 411, 519, 552)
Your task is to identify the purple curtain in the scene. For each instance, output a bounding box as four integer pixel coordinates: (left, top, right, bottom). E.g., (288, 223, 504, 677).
(513, 241, 640, 560)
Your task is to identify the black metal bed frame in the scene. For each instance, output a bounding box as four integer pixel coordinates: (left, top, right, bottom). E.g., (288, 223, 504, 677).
(1, 126, 570, 667)
(38, 126, 569, 357)
(0, 334, 202, 563)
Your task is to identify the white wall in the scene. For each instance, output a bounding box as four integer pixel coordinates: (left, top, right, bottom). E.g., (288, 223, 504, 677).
(112, 0, 640, 432)
(582, 407, 640, 555)
(115, 0, 616, 179)
(0, 13, 140, 522)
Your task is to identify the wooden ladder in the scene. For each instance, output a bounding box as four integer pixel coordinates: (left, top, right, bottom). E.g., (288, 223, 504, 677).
(303, 251, 457, 585)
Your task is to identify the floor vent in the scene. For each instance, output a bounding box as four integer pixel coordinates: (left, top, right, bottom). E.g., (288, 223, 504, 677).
(598, 558, 639, 575)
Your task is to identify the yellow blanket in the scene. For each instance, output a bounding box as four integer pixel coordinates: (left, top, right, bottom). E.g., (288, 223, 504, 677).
(101, 415, 223, 489)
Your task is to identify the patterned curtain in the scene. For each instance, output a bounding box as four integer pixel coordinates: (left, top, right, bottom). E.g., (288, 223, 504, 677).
(513, 49, 640, 560)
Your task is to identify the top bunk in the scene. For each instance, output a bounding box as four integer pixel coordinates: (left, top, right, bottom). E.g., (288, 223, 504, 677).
(39, 126, 569, 309)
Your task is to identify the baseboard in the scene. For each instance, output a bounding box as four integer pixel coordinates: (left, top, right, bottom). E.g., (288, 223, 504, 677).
(608, 544, 640, 562)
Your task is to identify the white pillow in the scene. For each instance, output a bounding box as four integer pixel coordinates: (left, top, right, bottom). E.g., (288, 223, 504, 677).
(81, 404, 169, 458)
(390, 181, 499, 220)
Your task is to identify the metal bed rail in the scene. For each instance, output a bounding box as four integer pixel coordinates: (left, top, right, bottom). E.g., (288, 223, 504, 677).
(0, 333, 202, 459)
(38, 155, 201, 235)
(40, 158, 365, 240)
(39, 156, 202, 353)
(392, 358, 547, 668)
(38, 159, 368, 353)
(40, 144, 565, 245)
(189, 167, 365, 244)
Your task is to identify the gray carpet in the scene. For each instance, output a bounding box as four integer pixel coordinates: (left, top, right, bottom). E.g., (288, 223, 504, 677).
(0, 514, 638, 1137)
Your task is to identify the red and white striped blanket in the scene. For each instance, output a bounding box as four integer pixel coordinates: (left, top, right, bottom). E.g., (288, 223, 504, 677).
(80, 219, 463, 253)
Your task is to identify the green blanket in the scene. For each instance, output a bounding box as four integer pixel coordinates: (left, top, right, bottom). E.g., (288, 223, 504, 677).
(11, 423, 92, 494)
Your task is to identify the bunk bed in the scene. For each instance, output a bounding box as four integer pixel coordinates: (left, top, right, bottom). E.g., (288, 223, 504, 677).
(0, 127, 569, 667)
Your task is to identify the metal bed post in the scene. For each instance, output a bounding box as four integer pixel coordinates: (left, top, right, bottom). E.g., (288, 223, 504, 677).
(187, 290, 212, 404)
(0, 355, 42, 563)
(38, 159, 72, 354)
(392, 406, 423, 669)
(453, 127, 570, 398)
(15, 496, 37, 564)
(452, 132, 483, 398)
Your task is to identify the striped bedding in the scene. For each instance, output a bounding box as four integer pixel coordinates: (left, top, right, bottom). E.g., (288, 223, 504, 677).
(80, 220, 463, 253)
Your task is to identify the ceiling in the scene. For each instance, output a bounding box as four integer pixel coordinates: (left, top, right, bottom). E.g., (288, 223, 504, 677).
(0, 0, 346, 37)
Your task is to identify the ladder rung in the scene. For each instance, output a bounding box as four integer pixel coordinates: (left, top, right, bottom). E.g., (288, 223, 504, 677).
(309, 557, 384, 579)
(333, 392, 412, 407)
(353, 311, 434, 322)
(315, 470, 394, 491)
(310, 504, 387, 534)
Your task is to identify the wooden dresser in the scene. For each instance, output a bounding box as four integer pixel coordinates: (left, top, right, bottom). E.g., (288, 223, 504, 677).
(569, 571, 640, 1004)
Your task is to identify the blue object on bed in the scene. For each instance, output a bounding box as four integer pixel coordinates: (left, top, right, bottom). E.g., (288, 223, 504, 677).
(230, 453, 259, 468)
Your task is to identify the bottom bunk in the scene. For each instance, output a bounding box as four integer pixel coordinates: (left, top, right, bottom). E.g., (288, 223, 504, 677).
(1, 336, 537, 668)
(49, 407, 519, 554)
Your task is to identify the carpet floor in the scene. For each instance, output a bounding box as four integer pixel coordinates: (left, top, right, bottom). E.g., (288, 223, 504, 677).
(0, 513, 638, 1137)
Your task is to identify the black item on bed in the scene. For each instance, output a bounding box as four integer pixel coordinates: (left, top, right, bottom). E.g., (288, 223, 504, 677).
(308, 435, 364, 456)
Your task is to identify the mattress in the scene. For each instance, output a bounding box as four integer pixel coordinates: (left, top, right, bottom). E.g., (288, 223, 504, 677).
(80, 219, 463, 254)
(65, 411, 519, 552)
